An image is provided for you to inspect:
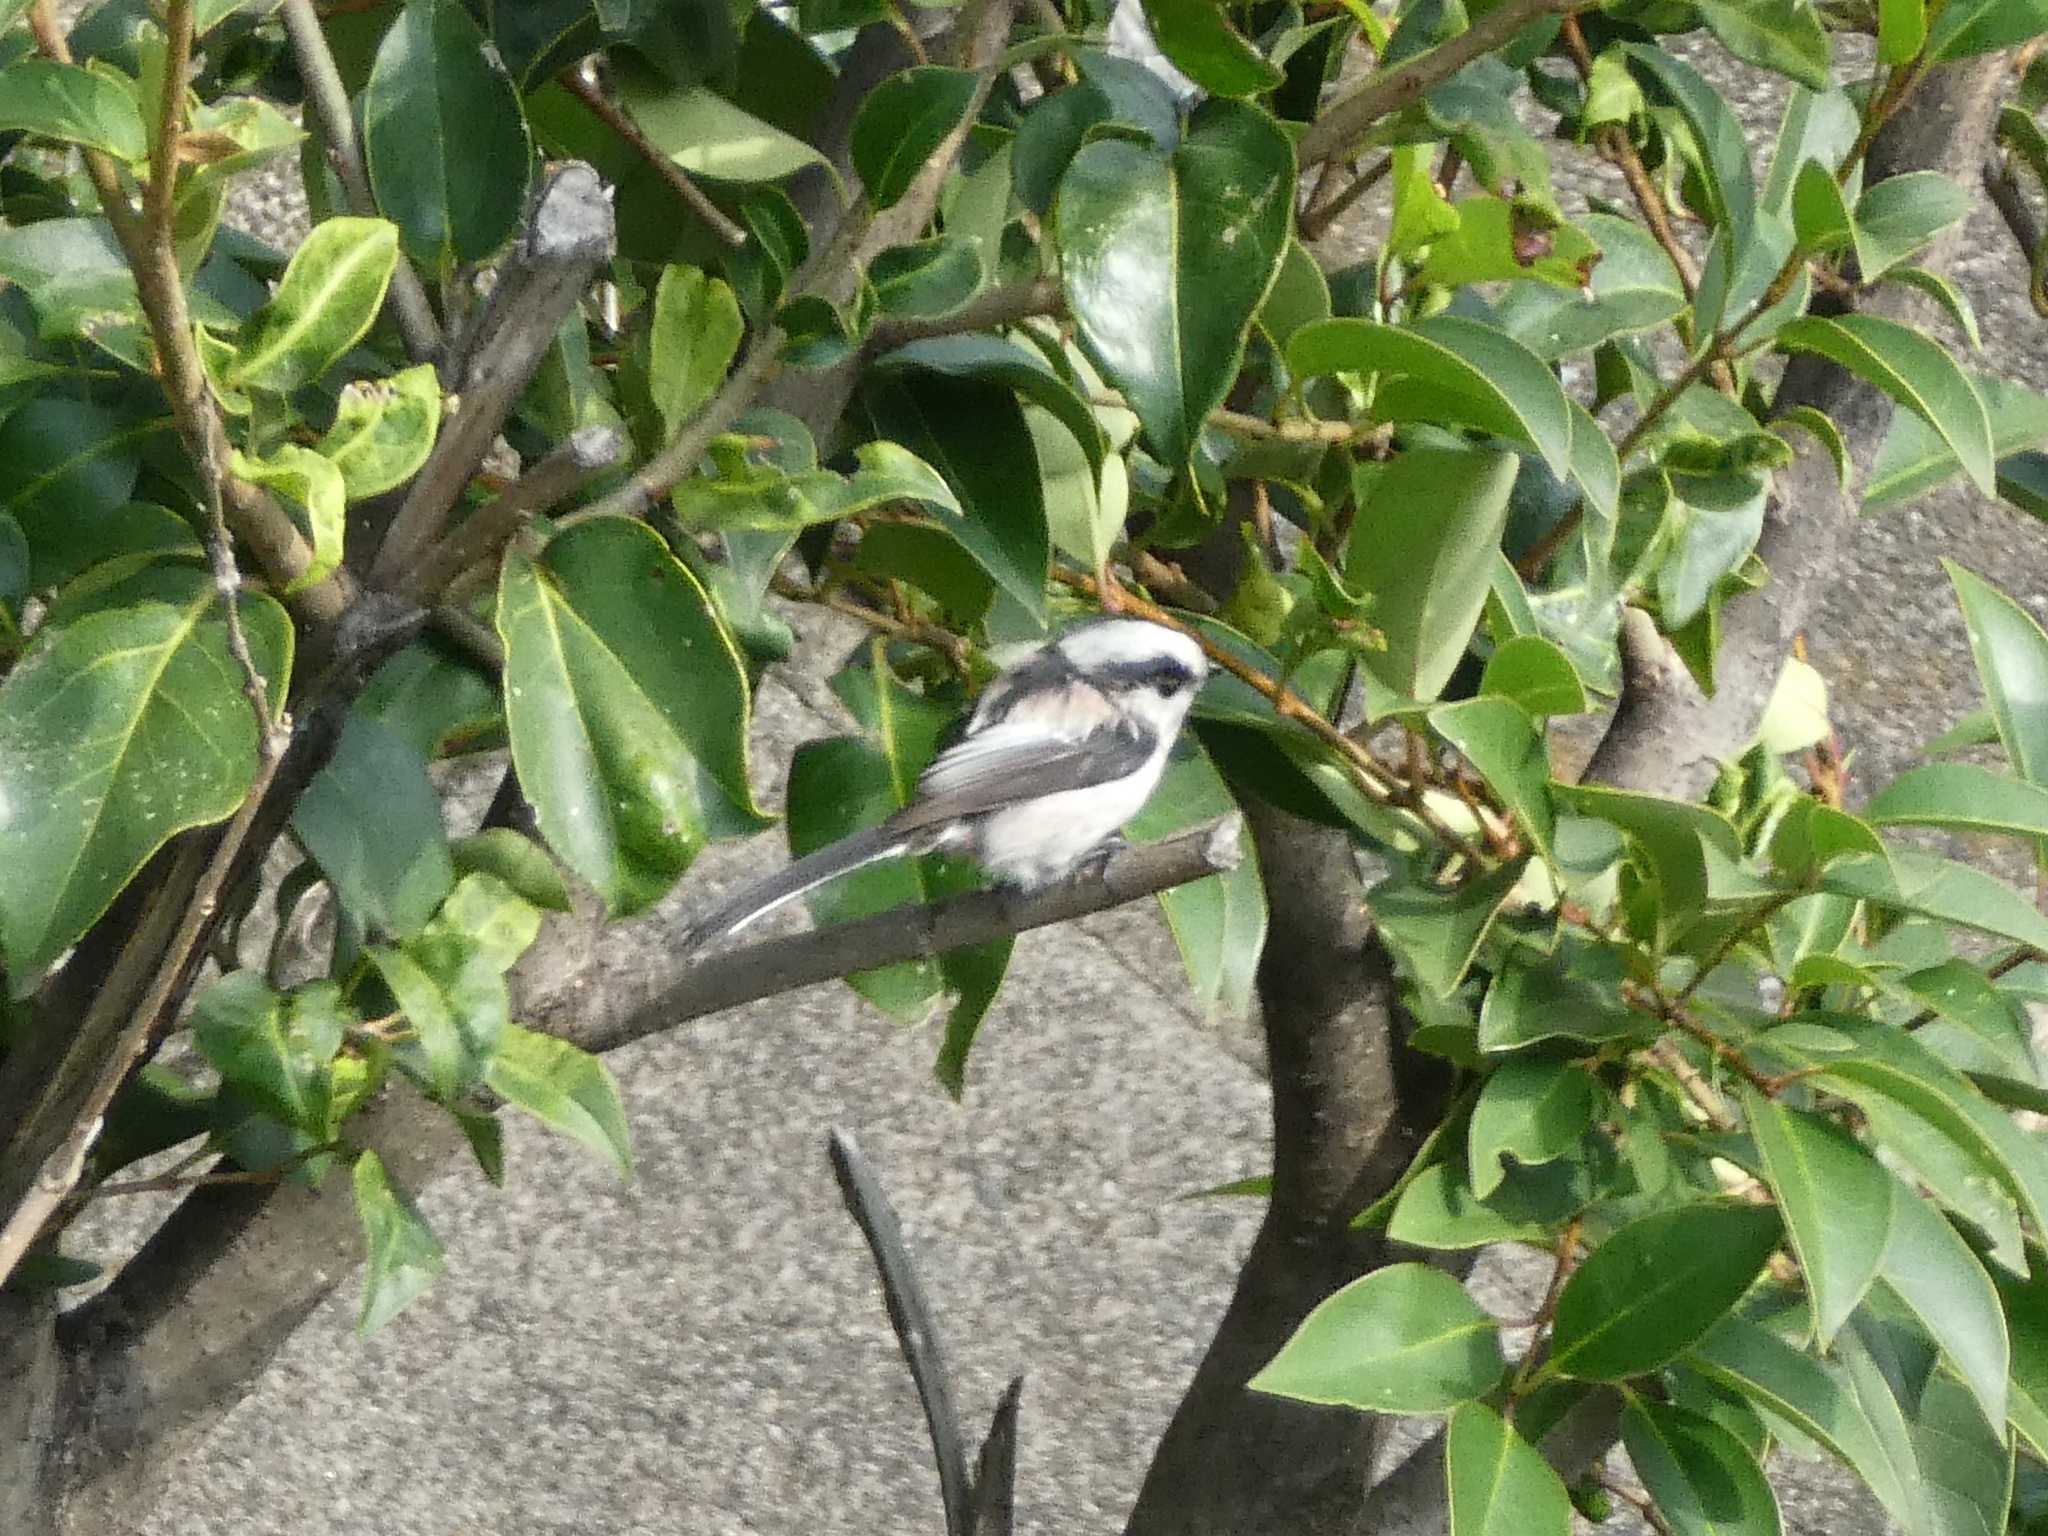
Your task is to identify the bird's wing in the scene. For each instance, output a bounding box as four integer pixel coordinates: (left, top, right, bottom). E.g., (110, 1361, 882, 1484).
(894, 708, 1155, 831)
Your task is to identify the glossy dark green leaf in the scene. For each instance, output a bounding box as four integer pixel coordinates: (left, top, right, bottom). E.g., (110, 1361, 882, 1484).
(0, 59, 145, 159)
(1141, 0, 1282, 96)
(851, 66, 979, 210)
(596, 0, 738, 87)
(1697, 0, 1829, 90)
(1927, 0, 2048, 59)
(1947, 560, 2048, 785)
(870, 237, 983, 320)
(1372, 861, 1524, 999)
(1289, 316, 1573, 476)
(363, 0, 531, 267)
(1623, 1396, 1784, 1536)
(1249, 1262, 1505, 1412)
(1431, 695, 1554, 859)
(1446, 1402, 1572, 1536)
(649, 264, 742, 442)
(0, 397, 154, 579)
(486, 1024, 633, 1181)
(1549, 1202, 1783, 1381)
(358, 636, 501, 758)
(352, 1150, 444, 1334)
(0, 565, 291, 979)
(1127, 740, 1263, 1017)
(1878, 1178, 2009, 1433)
(1867, 761, 2048, 840)
(315, 364, 442, 501)
(1056, 99, 1293, 466)
(1467, 1057, 1596, 1199)
(293, 711, 452, 940)
(227, 216, 399, 393)
(193, 971, 346, 1139)
(870, 334, 1106, 478)
(1744, 1091, 1890, 1346)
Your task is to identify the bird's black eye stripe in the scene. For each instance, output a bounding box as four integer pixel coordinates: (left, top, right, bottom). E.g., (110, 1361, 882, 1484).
(1099, 656, 1196, 694)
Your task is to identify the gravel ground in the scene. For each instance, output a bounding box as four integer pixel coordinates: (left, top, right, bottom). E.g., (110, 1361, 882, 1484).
(48, 14, 2048, 1536)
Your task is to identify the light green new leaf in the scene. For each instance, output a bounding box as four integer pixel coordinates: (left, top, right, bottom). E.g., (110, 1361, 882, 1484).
(618, 73, 830, 184)
(315, 365, 442, 501)
(0, 60, 146, 160)
(1446, 1403, 1572, 1536)
(1055, 99, 1292, 466)
(1879, 0, 1927, 61)
(0, 566, 291, 979)
(1389, 142, 1459, 258)
(1480, 635, 1588, 717)
(363, 0, 531, 267)
(1250, 1262, 1505, 1413)
(227, 217, 400, 394)
(1776, 316, 1994, 494)
(1140, 0, 1283, 96)
(1867, 761, 2048, 840)
(1467, 1057, 1596, 1199)
(1743, 1092, 1890, 1346)
(1289, 317, 1573, 477)
(352, 1150, 445, 1335)
(1430, 695, 1554, 858)
(486, 1024, 633, 1181)
(1127, 741, 1264, 1018)
(372, 932, 508, 1100)
(193, 971, 344, 1138)
(1549, 1201, 1782, 1381)
(229, 444, 344, 593)
(1623, 1396, 1784, 1536)
(673, 439, 963, 535)
(1947, 560, 2048, 785)
(430, 871, 541, 974)
(1388, 1157, 1595, 1250)
(649, 265, 742, 441)
(293, 711, 453, 940)
(1878, 1178, 2009, 1432)
(850, 67, 979, 209)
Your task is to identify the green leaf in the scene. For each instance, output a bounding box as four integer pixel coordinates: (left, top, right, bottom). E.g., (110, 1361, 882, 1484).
(372, 931, 507, 1099)
(614, 64, 830, 186)
(293, 712, 453, 939)
(0, 398, 156, 581)
(358, 636, 501, 758)
(1258, 237, 1330, 349)
(1867, 374, 2048, 507)
(674, 437, 963, 536)
(1055, 99, 1293, 466)
(1791, 159, 1854, 253)
(1430, 694, 1555, 858)
(1853, 172, 1972, 279)
(1372, 860, 1525, 999)
(228, 443, 344, 594)
(1249, 1262, 1505, 1412)
(1910, 1368, 2012, 1536)
(193, 971, 345, 1137)
(1388, 1156, 1595, 1249)
(1140, 0, 1283, 96)
(0, 59, 146, 159)
(1549, 1201, 1783, 1382)
(870, 334, 1106, 480)
(1993, 1262, 2048, 1456)
(1878, 1178, 2009, 1433)
(1481, 635, 1587, 717)
(1496, 213, 1686, 362)
(1744, 1091, 1891, 1346)
(1623, 44, 1756, 241)
(351, 1150, 444, 1334)
(1998, 450, 2048, 519)
(1467, 1057, 1596, 1199)
(1446, 1402, 1573, 1536)
(363, 0, 531, 267)
(1345, 446, 1519, 701)
(1553, 785, 1742, 945)
(1697, 0, 1829, 90)
(1626, 1396, 1785, 1536)
(1479, 945, 1646, 1050)
(0, 567, 291, 979)
(1867, 761, 2048, 840)
(851, 66, 979, 210)
(1688, 1315, 1923, 1533)
(227, 216, 400, 394)
(1879, 0, 1927, 62)
(649, 264, 742, 442)
(1820, 847, 2048, 954)
(1288, 317, 1573, 477)
(314, 364, 442, 501)
(1033, 406, 1125, 574)
(485, 1023, 633, 1181)
(1776, 316, 1994, 495)
(870, 237, 983, 321)
(429, 871, 540, 973)
(1416, 197, 1602, 292)
(1926, 0, 2048, 59)
(450, 829, 572, 913)
(1947, 561, 2048, 785)
(1126, 740, 1264, 1017)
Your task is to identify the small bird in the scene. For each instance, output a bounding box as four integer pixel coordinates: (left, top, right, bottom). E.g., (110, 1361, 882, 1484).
(687, 617, 1210, 945)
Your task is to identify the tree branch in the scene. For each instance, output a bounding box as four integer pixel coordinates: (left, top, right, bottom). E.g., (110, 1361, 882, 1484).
(558, 63, 747, 248)
(867, 277, 1064, 351)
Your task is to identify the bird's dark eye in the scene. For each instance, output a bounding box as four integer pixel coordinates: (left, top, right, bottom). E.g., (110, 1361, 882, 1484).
(1149, 658, 1192, 695)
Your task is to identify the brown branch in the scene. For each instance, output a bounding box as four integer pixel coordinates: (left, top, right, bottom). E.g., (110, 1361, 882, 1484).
(559, 64, 747, 248)
(144, 0, 193, 238)
(867, 277, 1064, 350)
(1299, 154, 1390, 243)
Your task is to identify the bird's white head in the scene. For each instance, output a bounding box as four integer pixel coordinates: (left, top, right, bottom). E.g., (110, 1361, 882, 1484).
(1054, 618, 1209, 733)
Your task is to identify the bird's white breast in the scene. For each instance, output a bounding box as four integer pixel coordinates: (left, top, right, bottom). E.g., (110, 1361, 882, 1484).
(969, 742, 1172, 891)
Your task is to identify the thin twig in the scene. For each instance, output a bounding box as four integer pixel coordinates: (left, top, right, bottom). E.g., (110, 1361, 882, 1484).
(1299, 154, 1391, 242)
(144, 0, 194, 237)
(769, 571, 974, 679)
(559, 64, 748, 248)
(866, 277, 1064, 351)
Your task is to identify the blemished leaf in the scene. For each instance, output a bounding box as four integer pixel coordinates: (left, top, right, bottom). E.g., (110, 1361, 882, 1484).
(1389, 142, 1460, 258)
(315, 364, 442, 501)
(1697, 0, 1829, 90)
(1140, 0, 1283, 96)
(1624, 43, 1756, 241)
(0, 565, 291, 980)
(851, 66, 979, 210)
(1289, 317, 1574, 478)
(450, 829, 573, 913)
(1853, 172, 1971, 279)
(616, 69, 831, 185)
(228, 443, 344, 594)
(0, 59, 146, 160)
(1416, 198, 1602, 292)
(1496, 213, 1686, 362)
(1372, 860, 1525, 998)
(485, 1024, 633, 1180)
(363, 0, 531, 267)
(1467, 1057, 1597, 1199)
(1127, 741, 1264, 1018)
(1867, 761, 2048, 840)
(1878, 1177, 2009, 1433)
(1481, 635, 1589, 718)
(227, 217, 400, 394)
(1056, 98, 1293, 466)
(1431, 695, 1555, 859)
(372, 930, 508, 1100)
(1743, 1091, 1891, 1346)
(1345, 447, 1520, 701)
(1622, 1396, 1785, 1536)
(1249, 1262, 1505, 1412)
(193, 971, 346, 1138)
(870, 237, 983, 321)
(1548, 1201, 1783, 1382)
(1688, 1316, 1923, 1533)
(352, 1150, 445, 1335)
(649, 264, 743, 442)
(1776, 315, 1995, 495)
(1446, 1402, 1573, 1536)
(1947, 560, 2048, 785)
(293, 711, 453, 940)
(1867, 374, 2048, 507)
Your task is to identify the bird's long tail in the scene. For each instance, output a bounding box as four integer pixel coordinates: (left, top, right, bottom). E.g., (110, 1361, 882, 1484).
(684, 824, 916, 947)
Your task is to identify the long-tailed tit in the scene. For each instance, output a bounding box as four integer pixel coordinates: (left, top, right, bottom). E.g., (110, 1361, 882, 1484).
(686, 618, 1210, 944)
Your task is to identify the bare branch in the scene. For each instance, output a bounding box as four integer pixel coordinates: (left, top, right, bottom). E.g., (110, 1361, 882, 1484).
(558, 62, 748, 248)
(867, 277, 1064, 350)
(829, 1128, 975, 1536)
(279, 0, 444, 362)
